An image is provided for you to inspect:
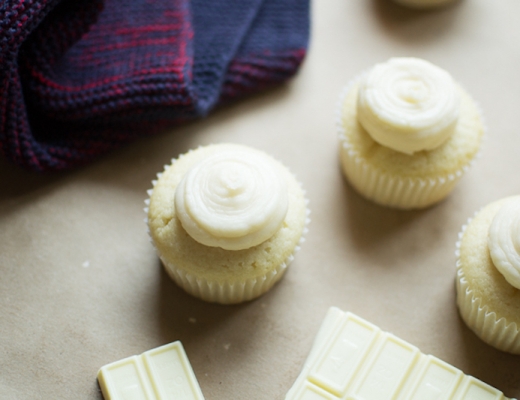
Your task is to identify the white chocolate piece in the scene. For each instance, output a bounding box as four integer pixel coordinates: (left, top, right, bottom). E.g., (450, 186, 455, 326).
(98, 341, 205, 400)
(357, 57, 460, 155)
(488, 198, 520, 290)
(175, 149, 289, 250)
(286, 308, 513, 400)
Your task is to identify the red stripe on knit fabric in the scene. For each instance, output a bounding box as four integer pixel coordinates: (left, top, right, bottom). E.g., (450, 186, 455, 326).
(25, 63, 190, 92)
(163, 10, 186, 18)
(115, 24, 184, 34)
(84, 37, 179, 53)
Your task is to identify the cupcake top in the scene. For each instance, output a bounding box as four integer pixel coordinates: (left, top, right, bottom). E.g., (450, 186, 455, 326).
(357, 57, 460, 155)
(338, 58, 483, 179)
(175, 147, 289, 250)
(488, 198, 520, 290)
(147, 143, 308, 283)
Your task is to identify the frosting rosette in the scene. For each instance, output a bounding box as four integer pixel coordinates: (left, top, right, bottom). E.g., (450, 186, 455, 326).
(488, 198, 520, 290)
(357, 57, 460, 155)
(175, 148, 289, 250)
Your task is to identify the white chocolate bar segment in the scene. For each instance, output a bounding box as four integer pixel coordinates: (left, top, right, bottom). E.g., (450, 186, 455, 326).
(353, 334, 419, 400)
(292, 381, 339, 400)
(308, 314, 378, 396)
(286, 308, 514, 400)
(98, 341, 205, 400)
(405, 355, 462, 399)
(99, 356, 154, 399)
(458, 379, 504, 400)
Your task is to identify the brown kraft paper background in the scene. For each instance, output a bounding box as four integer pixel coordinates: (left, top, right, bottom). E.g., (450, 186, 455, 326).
(1, 0, 520, 398)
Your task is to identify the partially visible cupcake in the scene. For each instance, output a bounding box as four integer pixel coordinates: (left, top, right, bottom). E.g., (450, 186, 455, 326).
(145, 143, 309, 304)
(456, 196, 520, 354)
(392, 0, 458, 9)
(337, 57, 484, 209)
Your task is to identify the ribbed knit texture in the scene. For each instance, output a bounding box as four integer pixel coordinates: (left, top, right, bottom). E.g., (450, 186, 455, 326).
(0, 0, 309, 172)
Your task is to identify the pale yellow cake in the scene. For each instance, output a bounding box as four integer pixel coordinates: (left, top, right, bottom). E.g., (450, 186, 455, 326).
(338, 58, 484, 209)
(456, 196, 520, 354)
(146, 143, 309, 304)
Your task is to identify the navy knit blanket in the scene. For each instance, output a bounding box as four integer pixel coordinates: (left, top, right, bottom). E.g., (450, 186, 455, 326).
(0, 0, 309, 172)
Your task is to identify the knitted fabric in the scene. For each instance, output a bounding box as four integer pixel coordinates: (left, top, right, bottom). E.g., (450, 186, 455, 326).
(0, 0, 309, 172)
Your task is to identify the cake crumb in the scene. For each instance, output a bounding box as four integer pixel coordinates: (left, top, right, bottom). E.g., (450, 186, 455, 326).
(223, 343, 231, 350)
(189, 317, 197, 324)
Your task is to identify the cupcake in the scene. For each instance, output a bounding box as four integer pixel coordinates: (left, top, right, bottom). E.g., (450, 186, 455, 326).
(145, 143, 309, 304)
(392, 0, 457, 9)
(337, 57, 484, 209)
(456, 196, 520, 354)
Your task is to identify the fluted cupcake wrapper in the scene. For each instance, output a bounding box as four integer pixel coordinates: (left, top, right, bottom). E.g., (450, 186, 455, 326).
(455, 221, 520, 355)
(160, 247, 296, 304)
(144, 149, 311, 304)
(336, 78, 484, 209)
(339, 144, 464, 209)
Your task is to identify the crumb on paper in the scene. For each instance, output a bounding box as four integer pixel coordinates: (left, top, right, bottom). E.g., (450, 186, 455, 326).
(189, 317, 197, 324)
(82, 261, 90, 268)
(223, 343, 231, 351)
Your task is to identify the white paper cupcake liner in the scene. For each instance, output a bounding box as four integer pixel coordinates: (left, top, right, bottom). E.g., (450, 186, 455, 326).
(339, 144, 463, 209)
(336, 76, 484, 209)
(144, 148, 311, 305)
(455, 218, 520, 354)
(160, 245, 296, 305)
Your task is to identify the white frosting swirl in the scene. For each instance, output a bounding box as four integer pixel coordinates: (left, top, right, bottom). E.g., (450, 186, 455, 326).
(357, 57, 460, 155)
(488, 199, 520, 290)
(175, 148, 289, 250)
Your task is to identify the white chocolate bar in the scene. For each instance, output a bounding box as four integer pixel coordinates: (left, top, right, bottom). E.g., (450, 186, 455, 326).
(286, 308, 514, 400)
(98, 341, 205, 400)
